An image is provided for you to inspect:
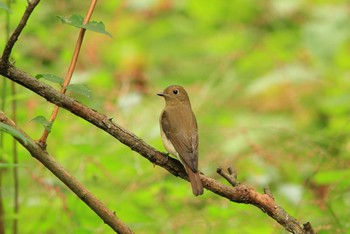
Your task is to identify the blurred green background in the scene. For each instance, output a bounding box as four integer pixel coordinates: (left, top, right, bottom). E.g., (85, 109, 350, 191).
(1, 0, 350, 233)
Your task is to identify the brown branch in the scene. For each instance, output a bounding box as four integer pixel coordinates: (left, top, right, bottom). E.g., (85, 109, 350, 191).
(1, 0, 41, 63)
(0, 63, 315, 234)
(0, 111, 133, 234)
(216, 167, 315, 234)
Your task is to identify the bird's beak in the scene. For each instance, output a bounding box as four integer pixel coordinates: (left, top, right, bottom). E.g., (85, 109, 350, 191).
(157, 92, 164, 97)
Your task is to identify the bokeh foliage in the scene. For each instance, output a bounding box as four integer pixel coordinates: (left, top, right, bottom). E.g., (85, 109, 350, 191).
(1, 0, 350, 233)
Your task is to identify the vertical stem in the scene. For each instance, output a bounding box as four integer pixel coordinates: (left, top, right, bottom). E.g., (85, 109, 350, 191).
(38, 0, 98, 147)
(0, 0, 12, 233)
(11, 81, 18, 234)
(0, 45, 7, 234)
(0, 170, 4, 234)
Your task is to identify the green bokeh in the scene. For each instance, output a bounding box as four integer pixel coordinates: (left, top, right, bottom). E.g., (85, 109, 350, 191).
(1, 0, 350, 233)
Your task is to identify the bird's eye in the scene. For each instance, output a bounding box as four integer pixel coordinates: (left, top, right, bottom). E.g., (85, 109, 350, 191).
(173, 89, 178, 94)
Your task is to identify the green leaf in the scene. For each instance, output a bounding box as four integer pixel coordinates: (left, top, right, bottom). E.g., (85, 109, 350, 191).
(0, 123, 30, 145)
(84, 21, 112, 37)
(66, 84, 92, 98)
(57, 14, 84, 27)
(57, 14, 112, 37)
(0, 2, 12, 13)
(31, 116, 52, 132)
(36, 74, 64, 85)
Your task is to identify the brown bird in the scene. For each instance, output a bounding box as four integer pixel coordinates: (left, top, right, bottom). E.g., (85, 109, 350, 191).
(158, 85, 203, 196)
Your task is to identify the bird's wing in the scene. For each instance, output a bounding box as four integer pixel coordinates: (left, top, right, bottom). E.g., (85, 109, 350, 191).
(161, 109, 198, 172)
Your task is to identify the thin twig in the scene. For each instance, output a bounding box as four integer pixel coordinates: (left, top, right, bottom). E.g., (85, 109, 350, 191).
(227, 166, 237, 180)
(303, 222, 316, 234)
(0, 168, 4, 234)
(0, 1, 14, 233)
(0, 0, 11, 234)
(38, 0, 98, 147)
(217, 167, 239, 186)
(11, 81, 19, 234)
(0, 112, 134, 234)
(1, 0, 41, 63)
(264, 186, 275, 200)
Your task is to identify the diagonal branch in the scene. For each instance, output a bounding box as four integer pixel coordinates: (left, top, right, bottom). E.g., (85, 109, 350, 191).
(0, 111, 133, 234)
(0, 63, 315, 234)
(1, 0, 41, 63)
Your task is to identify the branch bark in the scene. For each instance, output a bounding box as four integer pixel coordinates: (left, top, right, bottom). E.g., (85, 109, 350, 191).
(0, 62, 315, 234)
(0, 111, 133, 234)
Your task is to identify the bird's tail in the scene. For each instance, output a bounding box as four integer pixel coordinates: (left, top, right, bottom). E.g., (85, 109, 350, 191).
(185, 165, 204, 196)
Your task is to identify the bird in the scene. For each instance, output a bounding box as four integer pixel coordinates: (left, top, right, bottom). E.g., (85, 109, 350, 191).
(157, 85, 203, 196)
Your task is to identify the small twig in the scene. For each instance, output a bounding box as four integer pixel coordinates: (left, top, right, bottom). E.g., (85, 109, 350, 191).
(1, 0, 40, 63)
(0, 0, 13, 232)
(38, 0, 98, 148)
(227, 166, 237, 180)
(264, 186, 275, 200)
(1, 0, 21, 230)
(303, 222, 316, 234)
(217, 166, 239, 186)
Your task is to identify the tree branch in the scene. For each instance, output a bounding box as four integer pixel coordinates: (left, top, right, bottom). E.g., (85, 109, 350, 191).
(0, 63, 315, 234)
(1, 0, 41, 63)
(0, 111, 133, 234)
